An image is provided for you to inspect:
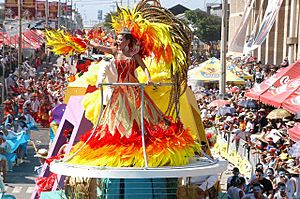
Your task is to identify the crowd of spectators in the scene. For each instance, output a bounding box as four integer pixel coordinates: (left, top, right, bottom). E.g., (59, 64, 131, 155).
(0, 54, 69, 182)
(192, 57, 300, 199)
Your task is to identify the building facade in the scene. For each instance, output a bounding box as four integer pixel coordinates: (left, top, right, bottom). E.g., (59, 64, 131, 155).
(229, 0, 300, 65)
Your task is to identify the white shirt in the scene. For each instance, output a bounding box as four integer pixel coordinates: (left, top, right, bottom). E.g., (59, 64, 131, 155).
(274, 191, 292, 199)
(31, 100, 40, 113)
(246, 121, 254, 132)
(96, 58, 118, 105)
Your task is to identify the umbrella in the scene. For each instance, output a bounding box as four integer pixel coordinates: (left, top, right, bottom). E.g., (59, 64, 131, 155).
(217, 93, 233, 99)
(294, 110, 300, 120)
(217, 107, 236, 116)
(267, 109, 291, 120)
(289, 142, 300, 157)
(203, 90, 213, 96)
(238, 100, 256, 108)
(288, 123, 300, 142)
(51, 104, 67, 124)
(208, 99, 229, 107)
(230, 86, 240, 93)
(246, 56, 257, 63)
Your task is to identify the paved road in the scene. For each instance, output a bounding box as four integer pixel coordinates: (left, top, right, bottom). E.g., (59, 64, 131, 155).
(5, 126, 50, 199)
(4, 57, 57, 199)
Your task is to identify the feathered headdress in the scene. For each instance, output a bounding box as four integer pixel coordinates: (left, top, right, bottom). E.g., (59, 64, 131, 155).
(112, 0, 192, 116)
(45, 27, 108, 55)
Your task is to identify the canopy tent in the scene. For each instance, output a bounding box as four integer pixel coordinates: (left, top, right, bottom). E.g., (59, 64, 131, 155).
(188, 57, 245, 84)
(259, 76, 300, 109)
(227, 63, 253, 80)
(288, 124, 300, 142)
(246, 61, 300, 100)
(281, 93, 300, 113)
(0, 30, 44, 49)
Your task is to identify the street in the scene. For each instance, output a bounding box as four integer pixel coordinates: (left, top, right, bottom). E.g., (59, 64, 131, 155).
(5, 125, 50, 199)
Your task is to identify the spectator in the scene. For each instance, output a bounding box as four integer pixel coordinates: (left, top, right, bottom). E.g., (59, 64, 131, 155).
(228, 176, 246, 199)
(242, 183, 268, 199)
(227, 167, 241, 189)
(34, 148, 48, 175)
(0, 134, 7, 182)
(266, 168, 276, 186)
(274, 182, 291, 199)
(250, 168, 273, 196)
(280, 57, 289, 68)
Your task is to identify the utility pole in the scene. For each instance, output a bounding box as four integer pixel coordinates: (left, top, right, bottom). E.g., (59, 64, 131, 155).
(1, 25, 5, 102)
(45, 0, 49, 64)
(220, 0, 228, 98)
(127, 0, 130, 7)
(120, 0, 123, 6)
(70, 0, 73, 30)
(58, 0, 61, 27)
(288, 0, 297, 64)
(45, 0, 48, 28)
(65, 0, 68, 28)
(18, 0, 22, 77)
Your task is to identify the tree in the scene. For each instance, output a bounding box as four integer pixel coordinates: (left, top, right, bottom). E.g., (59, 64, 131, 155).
(103, 11, 118, 29)
(185, 9, 221, 43)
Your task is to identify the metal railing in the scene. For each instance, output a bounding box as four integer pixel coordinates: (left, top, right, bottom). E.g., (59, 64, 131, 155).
(98, 82, 174, 168)
(64, 82, 175, 168)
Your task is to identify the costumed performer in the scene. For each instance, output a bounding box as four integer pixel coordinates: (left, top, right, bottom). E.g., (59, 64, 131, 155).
(65, 4, 200, 167)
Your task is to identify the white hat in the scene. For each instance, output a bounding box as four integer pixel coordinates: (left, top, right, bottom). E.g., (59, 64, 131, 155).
(34, 148, 48, 159)
(225, 116, 232, 122)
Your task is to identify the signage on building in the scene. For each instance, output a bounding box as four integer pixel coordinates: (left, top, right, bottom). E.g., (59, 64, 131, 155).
(4, 0, 18, 19)
(98, 10, 103, 21)
(23, 0, 36, 20)
(36, 1, 46, 19)
(49, 1, 58, 20)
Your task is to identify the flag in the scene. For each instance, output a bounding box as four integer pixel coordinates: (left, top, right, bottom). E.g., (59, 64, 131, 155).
(228, 0, 255, 54)
(246, 0, 284, 51)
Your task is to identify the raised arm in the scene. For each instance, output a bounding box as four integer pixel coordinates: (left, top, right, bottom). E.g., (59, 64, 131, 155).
(89, 41, 117, 55)
(133, 54, 152, 83)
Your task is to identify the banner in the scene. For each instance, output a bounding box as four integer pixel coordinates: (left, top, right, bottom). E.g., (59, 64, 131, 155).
(245, 0, 284, 51)
(61, 2, 67, 15)
(23, 0, 36, 20)
(5, 0, 18, 19)
(228, 0, 255, 54)
(49, 1, 58, 20)
(36, 1, 46, 19)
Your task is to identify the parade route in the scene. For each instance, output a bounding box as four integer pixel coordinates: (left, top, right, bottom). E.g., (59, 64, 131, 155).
(4, 125, 50, 198)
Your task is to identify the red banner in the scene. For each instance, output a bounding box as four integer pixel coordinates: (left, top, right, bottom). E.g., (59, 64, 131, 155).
(23, 0, 36, 20)
(5, 0, 18, 19)
(49, 1, 58, 20)
(36, 1, 46, 19)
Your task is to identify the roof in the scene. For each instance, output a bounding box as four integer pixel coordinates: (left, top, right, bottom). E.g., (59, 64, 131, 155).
(168, 4, 190, 16)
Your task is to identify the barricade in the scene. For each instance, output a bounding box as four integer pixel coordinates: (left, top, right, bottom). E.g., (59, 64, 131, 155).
(213, 130, 259, 179)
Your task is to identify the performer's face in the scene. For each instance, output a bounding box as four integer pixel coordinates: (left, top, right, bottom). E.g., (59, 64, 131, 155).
(117, 34, 128, 49)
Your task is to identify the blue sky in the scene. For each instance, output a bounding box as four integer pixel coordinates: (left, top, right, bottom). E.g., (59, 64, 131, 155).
(74, 0, 222, 26)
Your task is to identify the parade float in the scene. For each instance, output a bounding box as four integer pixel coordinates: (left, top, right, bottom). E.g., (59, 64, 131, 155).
(31, 1, 226, 198)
